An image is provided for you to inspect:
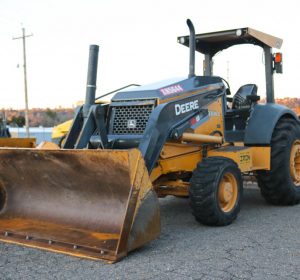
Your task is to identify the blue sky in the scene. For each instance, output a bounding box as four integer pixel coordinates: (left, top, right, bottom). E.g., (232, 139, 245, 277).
(0, 0, 299, 109)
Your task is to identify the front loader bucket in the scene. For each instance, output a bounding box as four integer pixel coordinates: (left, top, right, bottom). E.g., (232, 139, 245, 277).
(0, 148, 160, 262)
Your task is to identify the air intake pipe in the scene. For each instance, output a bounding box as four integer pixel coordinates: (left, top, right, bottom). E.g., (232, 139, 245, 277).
(83, 45, 99, 118)
(187, 19, 196, 78)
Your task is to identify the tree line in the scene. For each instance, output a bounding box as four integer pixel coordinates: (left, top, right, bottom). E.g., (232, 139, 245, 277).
(1, 108, 74, 127)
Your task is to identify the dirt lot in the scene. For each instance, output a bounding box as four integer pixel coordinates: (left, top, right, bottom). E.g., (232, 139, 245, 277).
(1, 185, 300, 280)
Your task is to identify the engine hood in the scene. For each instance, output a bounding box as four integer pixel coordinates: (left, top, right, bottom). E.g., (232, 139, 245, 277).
(111, 76, 224, 102)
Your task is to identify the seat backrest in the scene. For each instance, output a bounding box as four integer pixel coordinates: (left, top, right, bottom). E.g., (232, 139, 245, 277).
(232, 84, 258, 109)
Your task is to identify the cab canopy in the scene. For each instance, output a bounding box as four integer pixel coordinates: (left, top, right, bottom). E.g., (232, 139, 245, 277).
(178, 27, 283, 56)
(178, 26, 283, 104)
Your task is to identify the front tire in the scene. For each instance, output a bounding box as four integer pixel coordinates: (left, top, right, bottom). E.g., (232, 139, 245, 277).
(189, 157, 243, 226)
(257, 117, 300, 205)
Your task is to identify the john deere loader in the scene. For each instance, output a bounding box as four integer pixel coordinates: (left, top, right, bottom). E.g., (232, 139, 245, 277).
(0, 20, 299, 263)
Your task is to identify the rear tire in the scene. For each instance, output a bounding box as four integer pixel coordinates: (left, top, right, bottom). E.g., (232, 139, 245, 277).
(257, 117, 300, 205)
(189, 157, 243, 226)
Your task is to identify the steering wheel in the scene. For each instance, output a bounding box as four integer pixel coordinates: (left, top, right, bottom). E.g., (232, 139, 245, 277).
(220, 77, 231, 96)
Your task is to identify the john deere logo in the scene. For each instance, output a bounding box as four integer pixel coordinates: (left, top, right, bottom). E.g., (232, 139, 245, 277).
(127, 119, 137, 129)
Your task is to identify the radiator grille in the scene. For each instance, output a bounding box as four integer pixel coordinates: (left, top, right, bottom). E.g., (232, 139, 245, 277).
(111, 104, 154, 134)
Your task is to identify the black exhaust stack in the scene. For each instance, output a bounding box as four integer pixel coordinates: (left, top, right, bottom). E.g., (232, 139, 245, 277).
(187, 19, 196, 78)
(83, 45, 99, 118)
(64, 45, 100, 149)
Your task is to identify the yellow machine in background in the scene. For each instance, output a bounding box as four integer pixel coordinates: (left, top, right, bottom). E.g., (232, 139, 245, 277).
(0, 138, 35, 148)
(51, 119, 72, 147)
(0, 118, 36, 148)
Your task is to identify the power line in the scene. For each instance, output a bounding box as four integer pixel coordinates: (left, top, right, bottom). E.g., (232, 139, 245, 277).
(13, 28, 33, 138)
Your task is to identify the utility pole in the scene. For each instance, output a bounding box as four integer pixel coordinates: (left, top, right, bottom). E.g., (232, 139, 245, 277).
(13, 28, 33, 138)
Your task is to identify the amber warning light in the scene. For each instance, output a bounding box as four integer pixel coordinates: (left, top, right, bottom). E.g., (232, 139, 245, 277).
(274, 53, 282, 63)
(273, 52, 283, 73)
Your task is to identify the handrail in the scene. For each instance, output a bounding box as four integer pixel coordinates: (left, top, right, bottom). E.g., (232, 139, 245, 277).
(95, 84, 141, 100)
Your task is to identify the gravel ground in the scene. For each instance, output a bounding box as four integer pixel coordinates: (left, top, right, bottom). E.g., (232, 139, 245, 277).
(1, 185, 300, 280)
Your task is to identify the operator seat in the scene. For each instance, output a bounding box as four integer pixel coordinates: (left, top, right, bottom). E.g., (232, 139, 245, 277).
(232, 84, 258, 110)
(225, 84, 259, 142)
